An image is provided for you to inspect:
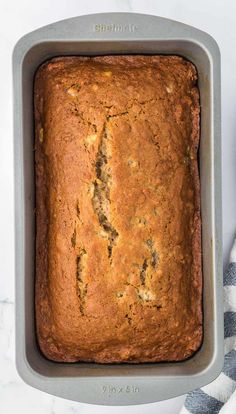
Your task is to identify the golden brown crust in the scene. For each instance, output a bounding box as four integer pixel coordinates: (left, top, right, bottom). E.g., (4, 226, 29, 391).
(34, 55, 202, 363)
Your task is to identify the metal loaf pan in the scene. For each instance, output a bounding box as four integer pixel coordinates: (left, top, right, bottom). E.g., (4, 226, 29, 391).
(13, 12, 223, 406)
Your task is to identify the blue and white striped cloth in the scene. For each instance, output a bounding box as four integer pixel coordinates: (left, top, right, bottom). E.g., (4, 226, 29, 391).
(181, 239, 236, 414)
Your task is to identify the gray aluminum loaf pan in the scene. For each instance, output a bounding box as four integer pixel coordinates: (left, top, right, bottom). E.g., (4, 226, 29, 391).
(13, 12, 223, 406)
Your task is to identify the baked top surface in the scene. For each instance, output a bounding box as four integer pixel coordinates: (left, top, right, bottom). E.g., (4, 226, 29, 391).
(35, 55, 202, 363)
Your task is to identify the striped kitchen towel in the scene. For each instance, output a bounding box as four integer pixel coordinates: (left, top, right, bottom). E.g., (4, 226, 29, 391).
(181, 239, 236, 414)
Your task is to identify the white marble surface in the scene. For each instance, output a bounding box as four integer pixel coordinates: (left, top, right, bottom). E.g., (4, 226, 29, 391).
(1, 0, 236, 412)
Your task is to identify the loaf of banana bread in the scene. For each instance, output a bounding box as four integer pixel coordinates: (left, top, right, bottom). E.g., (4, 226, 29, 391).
(34, 55, 202, 363)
